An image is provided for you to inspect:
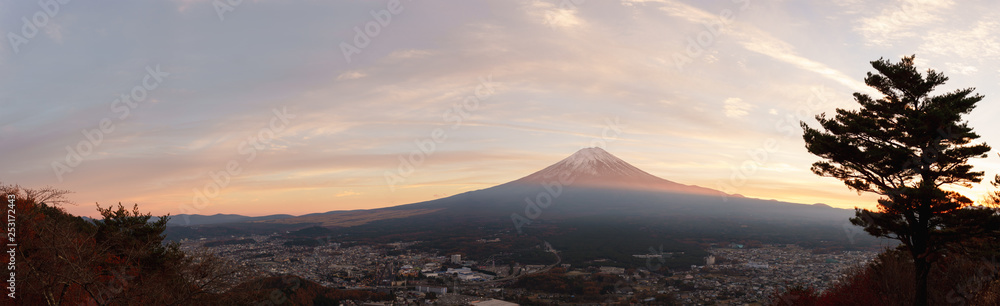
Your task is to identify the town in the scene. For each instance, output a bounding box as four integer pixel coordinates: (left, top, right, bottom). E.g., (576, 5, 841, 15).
(180, 234, 879, 305)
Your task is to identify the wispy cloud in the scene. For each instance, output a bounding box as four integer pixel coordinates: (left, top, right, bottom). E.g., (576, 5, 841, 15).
(855, 0, 954, 46)
(920, 20, 1000, 59)
(3, 0, 998, 217)
(529, 0, 585, 29)
(337, 71, 367, 80)
(641, 0, 871, 92)
(724, 98, 753, 118)
(335, 190, 361, 197)
(945, 62, 979, 75)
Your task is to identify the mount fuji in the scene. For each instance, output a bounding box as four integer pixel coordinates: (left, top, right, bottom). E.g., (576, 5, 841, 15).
(167, 147, 884, 268)
(507, 147, 738, 197)
(239, 147, 754, 228)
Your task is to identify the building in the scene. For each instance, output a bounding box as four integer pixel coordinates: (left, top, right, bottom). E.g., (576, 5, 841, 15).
(471, 299, 519, 306)
(415, 286, 447, 295)
(446, 267, 472, 274)
(706, 255, 716, 266)
(424, 262, 441, 270)
(600, 266, 626, 275)
(746, 262, 769, 269)
(451, 254, 462, 264)
(458, 273, 482, 282)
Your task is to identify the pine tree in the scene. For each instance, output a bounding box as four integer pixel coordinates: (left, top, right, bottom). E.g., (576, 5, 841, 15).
(801, 55, 992, 306)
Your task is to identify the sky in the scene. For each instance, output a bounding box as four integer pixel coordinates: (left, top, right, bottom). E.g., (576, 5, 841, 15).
(2, 0, 1000, 218)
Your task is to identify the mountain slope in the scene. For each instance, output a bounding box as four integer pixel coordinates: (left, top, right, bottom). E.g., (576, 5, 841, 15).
(507, 147, 739, 197)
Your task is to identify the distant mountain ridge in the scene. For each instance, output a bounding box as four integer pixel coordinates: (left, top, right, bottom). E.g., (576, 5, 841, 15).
(165, 213, 294, 226)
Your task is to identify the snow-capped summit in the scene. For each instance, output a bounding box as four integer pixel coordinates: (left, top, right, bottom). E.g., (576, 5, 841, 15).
(511, 147, 733, 196)
(530, 147, 647, 178)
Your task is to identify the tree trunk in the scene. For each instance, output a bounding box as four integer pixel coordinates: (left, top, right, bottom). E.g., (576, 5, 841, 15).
(914, 256, 930, 306)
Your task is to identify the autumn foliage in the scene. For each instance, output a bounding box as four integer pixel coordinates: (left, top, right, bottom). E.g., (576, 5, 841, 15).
(7, 183, 233, 305)
(770, 246, 1000, 306)
(5, 183, 386, 305)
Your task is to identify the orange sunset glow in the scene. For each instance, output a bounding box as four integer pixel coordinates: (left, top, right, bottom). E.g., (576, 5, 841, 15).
(2, 0, 999, 219)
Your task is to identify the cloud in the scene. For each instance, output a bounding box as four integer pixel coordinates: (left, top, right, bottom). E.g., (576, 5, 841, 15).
(335, 190, 360, 197)
(387, 49, 433, 60)
(545, 9, 582, 28)
(12, 0, 990, 217)
(650, 0, 726, 24)
(855, 0, 954, 46)
(172, 0, 209, 12)
(641, 0, 871, 93)
(737, 32, 871, 94)
(945, 62, 978, 75)
(528, 0, 584, 29)
(44, 22, 64, 44)
(920, 20, 1000, 59)
(724, 98, 753, 118)
(337, 71, 367, 80)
